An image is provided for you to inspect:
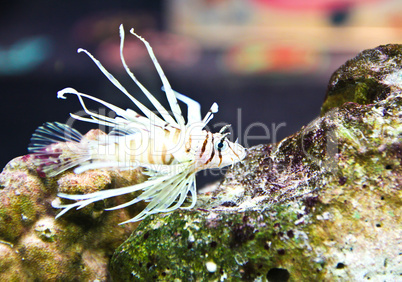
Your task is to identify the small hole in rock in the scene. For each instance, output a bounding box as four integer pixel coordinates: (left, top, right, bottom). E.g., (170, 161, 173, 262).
(336, 263, 346, 269)
(385, 164, 392, 170)
(266, 268, 290, 282)
(277, 249, 285, 255)
(376, 223, 381, 228)
(221, 201, 237, 207)
(287, 230, 294, 238)
(338, 176, 347, 185)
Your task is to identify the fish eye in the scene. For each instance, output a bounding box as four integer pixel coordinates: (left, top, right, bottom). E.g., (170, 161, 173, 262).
(215, 140, 228, 151)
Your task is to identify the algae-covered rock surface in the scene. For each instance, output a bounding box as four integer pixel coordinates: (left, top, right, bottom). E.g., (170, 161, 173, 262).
(0, 130, 145, 281)
(110, 45, 402, 281)
(322, 44, 402, 115)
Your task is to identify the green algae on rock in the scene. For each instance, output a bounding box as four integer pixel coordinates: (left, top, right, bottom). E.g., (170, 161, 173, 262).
(321, 44, 402, 115)
(110, 46, 402, 281)
(0, 130, 145, 281)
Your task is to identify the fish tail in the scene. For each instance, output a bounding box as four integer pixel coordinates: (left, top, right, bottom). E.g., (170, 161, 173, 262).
(28, 122, 91, 177)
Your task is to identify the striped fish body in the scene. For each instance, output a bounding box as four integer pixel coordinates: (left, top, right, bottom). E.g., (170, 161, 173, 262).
(79, 127, 238, 172)
(92, 126, 184, 166)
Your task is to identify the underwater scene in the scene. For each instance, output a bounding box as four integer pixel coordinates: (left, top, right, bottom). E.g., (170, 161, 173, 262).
(0, 0, 401, 281)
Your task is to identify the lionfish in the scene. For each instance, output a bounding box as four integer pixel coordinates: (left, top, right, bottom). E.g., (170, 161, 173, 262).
(29, 25, 247, 224)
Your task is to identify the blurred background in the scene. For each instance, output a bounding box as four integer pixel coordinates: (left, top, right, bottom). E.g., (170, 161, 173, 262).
(1, 0, 401, 180)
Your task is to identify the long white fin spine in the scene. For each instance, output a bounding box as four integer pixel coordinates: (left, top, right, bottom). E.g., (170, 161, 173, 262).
(76, 48, 167, 127)
(118, 25, 178, 126)
(130, 28, 186, 128)
(53, 164, 197, 224)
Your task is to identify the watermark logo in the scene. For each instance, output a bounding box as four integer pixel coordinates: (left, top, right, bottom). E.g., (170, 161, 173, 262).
(62, 106, 339, 175)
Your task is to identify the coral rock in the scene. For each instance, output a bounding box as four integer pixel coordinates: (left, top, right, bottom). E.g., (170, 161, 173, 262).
(322, 44, 402, 115)
(0, 130, 145, 281)
(110, 45, 402, 281)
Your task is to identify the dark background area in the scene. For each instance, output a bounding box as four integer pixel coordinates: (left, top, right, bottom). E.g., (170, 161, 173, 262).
(3, 0, 397, 184)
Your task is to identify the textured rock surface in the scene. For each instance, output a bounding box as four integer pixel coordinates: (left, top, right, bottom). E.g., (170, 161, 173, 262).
(0, 130, 145, 281)
(110, 45, 402, 281)
(321, 44, 402, 115)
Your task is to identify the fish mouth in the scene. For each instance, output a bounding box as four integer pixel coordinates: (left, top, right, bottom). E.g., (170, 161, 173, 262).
(239, 148, 248, 161)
